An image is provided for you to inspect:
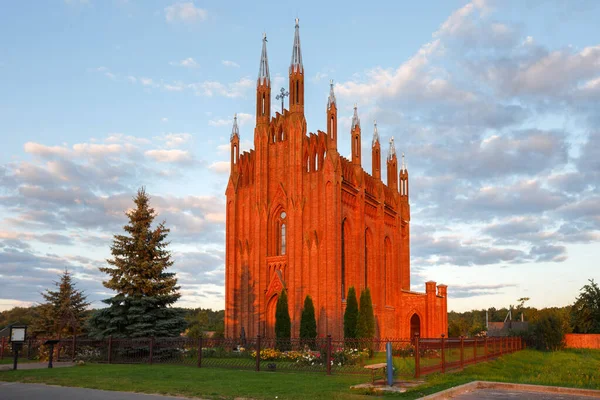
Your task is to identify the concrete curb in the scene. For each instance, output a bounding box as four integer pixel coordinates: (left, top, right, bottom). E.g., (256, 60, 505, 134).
(418, 381, 600, 399)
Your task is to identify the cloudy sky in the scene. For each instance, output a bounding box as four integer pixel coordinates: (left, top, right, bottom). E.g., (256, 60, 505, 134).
(1, 0, 599, 313)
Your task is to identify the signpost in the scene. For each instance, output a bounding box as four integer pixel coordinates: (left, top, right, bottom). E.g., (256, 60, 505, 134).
(8, 325, 27, 370)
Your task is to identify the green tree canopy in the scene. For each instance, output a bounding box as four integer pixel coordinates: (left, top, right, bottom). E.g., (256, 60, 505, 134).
(344, 287, 358, 339)
(571, 279, 600, 334)
(88, 187, 186, 338)
(356, 288, 375, 339)
(299, 295, 317, 340)
(275, 288, 291, 340)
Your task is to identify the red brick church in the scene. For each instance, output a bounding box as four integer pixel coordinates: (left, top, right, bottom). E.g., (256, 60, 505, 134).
(225, 20, 448, 339)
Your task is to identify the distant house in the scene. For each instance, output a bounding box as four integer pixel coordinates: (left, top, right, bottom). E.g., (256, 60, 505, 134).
(488, 321, 529, 336)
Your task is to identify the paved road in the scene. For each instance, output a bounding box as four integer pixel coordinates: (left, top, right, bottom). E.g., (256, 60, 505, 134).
(451, 388, 599, 399)
(0, 382, 205, 400)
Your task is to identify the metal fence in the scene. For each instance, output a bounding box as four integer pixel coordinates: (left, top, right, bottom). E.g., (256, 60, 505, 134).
(0, 334, 522, 377)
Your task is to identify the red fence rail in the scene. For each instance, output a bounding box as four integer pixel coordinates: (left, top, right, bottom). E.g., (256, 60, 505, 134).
(0, 334, 522, 377)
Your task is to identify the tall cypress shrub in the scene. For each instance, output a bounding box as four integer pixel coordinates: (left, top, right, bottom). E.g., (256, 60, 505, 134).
(300, 295, 317, 345)
(344, 287, 359, 339)
(357, 288, 375, 339)
(275, 288, 291, 349)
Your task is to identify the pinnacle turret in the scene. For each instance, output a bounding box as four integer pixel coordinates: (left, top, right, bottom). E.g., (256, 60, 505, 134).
(401, 152, 407, 171)
(372, 120, 380, 146)
(327, 79, 336, 109)
(258, 33, 270, 85)
(231, 113, 239, 140)
(351, 104, 360, 130)
(388, 137, 396, 160)
(290, 18, 303, 74)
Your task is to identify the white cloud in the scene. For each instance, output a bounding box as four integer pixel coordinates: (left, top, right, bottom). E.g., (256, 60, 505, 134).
(24, 142, 70, 158)
(145, 149, 193, 164)
(140, 77, 155, 87)
(222, 60, 240, 68)
(190, 77, 253, 98)
(208, 161, 230, 174)
(165, 2, 207, 24)
(160, 133, 192, 148)
(170, 57, 199, 68)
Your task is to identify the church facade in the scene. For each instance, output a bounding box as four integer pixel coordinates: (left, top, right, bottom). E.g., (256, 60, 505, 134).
(225, 20, 448, 339)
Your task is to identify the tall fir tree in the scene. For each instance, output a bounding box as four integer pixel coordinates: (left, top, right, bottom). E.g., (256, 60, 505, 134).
(88, 187, 186, 338)
(344, 287, 359, 339)
(275, 288, 291, 340)
(299, 295, 317, 340)
(356, 288, 376, 338)
(34, 269, 89, 338)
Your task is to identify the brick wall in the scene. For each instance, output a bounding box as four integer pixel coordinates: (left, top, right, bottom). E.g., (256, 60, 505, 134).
(564, 333, 600, 349)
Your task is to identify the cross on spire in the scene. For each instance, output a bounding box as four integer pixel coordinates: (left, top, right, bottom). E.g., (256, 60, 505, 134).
(275, 87, 289, 113)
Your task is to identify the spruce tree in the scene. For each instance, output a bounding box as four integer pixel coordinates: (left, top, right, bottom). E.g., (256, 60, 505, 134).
(299, 295, 317, 340)
(88, 187, 186, 338)
(275, 289, 291, 349)
(35, 270, 89, 338)
(344, 287, 358, 339)
(356, 288, 376, 338)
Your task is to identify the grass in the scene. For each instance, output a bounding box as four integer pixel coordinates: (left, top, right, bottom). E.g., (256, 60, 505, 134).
(0, 358, 39, 365)
(0, 349, 598, 399)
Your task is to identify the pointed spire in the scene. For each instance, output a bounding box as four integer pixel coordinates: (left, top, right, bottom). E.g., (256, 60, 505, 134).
(388, 137, 396, 161)
(372, 120, 380, 146)
(290, 18, 303, 74)
(401, 152, 406, 171)
(351, 103, 360, 130)
(231, 113, 239, 140)
(327, 79, 336, 109)
(258, 32, 270, 85)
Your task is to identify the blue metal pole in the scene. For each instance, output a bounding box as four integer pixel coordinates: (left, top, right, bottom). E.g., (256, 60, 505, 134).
(386, 342, 393, 386)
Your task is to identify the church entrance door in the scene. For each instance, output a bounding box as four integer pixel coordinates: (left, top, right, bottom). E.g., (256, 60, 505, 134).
(410, 313, 421, 339)
(266, 295, 278, 338)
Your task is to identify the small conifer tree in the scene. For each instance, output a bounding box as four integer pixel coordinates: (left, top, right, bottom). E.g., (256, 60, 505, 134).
(35, 269, 89, 338)
(344, 287, 359, 339)
(356, 288, 376, 338)
(299, 295, 317, 341)
(88, 187, 186, 338)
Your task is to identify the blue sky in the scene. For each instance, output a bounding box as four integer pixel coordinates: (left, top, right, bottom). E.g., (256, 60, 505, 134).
(1, 0, 599, 313)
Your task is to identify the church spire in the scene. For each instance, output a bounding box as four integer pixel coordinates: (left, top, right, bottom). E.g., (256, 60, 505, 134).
(351, 104, 361, 130)
(372, 120, 380, 146)
(401, 152, 406, 171)
(388, 137, 396, 161)
(372, 120, 381, 180)
(258, 32, 270, 86)
(256, 33, 271, 126)
(290, 18, 303, 74)
(231, 113, 239, 140)
(327, 79, 336, 109)
(289, 18, 305, 114)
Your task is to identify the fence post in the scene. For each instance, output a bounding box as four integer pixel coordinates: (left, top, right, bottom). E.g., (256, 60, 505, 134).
(460, 336, 464, 370)
(326, 335, 332, 376)
(149, 337, 154, 365)
(440, 334, 446, 373)
(71, 334, 77, 362)
(108, 336, 113, 364)
(255, 335, 261, 372)
(499, 336, 503, 356)
(484, 337, 488, 360)
(197, 337, 202, 368)
(0, 336, 4, 359)
(473, 337, 477, 362)
(414, 334, 420, 379)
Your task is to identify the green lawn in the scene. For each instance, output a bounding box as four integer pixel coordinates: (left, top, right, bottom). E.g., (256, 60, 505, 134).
(0, 358, 38, 365)
(0, 349, 598, 399)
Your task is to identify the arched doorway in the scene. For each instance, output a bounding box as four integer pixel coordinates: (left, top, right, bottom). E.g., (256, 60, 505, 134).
(266, 295, 278, 337)
(410, 314, 421, 339)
